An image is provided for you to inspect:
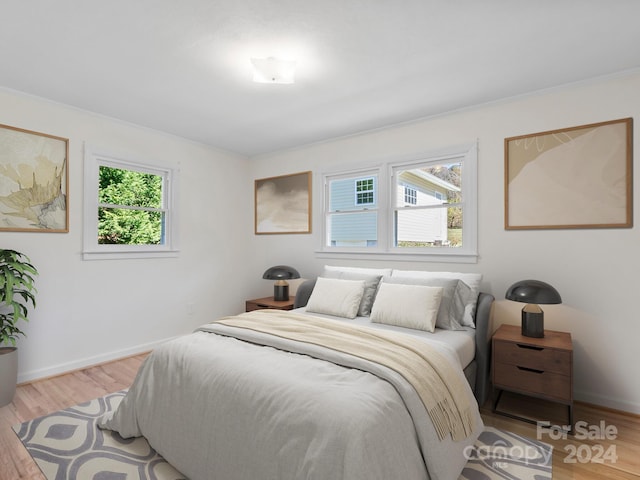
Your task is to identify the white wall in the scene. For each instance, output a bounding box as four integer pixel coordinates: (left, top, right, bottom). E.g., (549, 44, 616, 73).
(249, 71, 640, 414)
(0, 88, 253, 382)
(3, 70, 639, 414)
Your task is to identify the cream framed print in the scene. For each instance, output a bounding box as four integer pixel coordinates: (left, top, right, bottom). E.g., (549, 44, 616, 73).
(255, 171, 312, 234)
(505, 118, 632, 230)
(0, 123, 69, 232)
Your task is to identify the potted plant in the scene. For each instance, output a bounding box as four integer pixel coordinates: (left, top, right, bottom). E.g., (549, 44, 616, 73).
(0, 249, 38, 407)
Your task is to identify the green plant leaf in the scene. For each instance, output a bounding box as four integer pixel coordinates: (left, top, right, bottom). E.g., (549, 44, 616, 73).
(0, 249, 38, 346)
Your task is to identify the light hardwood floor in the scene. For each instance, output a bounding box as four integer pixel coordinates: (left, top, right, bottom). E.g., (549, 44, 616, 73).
(1, 354, 638, 479)
(0, 354, 147, 480)
(480, 392, 640, 479)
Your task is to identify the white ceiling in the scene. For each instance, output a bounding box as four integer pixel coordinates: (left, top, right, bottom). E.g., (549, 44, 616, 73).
(3, 1, 640, 157)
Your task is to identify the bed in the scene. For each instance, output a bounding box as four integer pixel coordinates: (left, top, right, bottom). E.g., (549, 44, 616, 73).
(294, 274, 495, 407)
(99, 267, 494, 480)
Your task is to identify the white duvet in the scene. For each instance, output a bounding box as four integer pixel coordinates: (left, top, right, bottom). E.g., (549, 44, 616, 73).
(99, 314, 483, 480)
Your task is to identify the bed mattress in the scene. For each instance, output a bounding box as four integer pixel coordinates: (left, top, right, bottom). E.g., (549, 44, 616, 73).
(294, 307, 476, 369)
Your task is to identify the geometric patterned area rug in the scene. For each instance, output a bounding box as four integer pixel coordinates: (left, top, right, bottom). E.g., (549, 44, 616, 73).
(13, 390, 185, 480)
(460, 426, 553, 480)
(14, 391, 551, 480)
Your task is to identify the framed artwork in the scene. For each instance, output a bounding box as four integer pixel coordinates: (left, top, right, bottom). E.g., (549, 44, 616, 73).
(255, 171, 312, 234)
(505, 118, 633, 230)
(0, 124, 69, 232)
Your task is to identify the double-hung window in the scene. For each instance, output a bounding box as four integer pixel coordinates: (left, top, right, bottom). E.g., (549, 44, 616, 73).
(321, 143, 477, 262)
(83, 146, 179, 260)
(325, 170, 379, 248)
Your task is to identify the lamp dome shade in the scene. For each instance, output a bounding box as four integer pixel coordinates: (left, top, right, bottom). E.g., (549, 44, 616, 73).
(505, 280, 562, 305)
(262, 265, 300, 280)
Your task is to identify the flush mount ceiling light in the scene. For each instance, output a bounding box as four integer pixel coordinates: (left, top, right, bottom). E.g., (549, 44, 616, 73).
(250, 57, 297, 84)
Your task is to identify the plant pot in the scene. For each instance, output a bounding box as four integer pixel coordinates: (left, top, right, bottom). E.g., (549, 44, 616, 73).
(0, 347, 18, 407)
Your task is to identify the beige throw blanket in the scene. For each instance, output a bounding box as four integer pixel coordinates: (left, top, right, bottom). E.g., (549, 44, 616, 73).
(216, 310, 476, 441)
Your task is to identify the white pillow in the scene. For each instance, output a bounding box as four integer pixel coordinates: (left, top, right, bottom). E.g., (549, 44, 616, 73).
(323, 270, 382, 316)
(370, 282, 443, 333)
(390, 270, 481, 327)
(382, 276, 466, 330)
(306, 277, 366, 319)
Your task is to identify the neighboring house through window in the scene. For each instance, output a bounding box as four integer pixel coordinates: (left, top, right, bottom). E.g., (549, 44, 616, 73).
(321, 143, 477, 262)
(393, 164, 461, 248)
(326, 171, 378, 247)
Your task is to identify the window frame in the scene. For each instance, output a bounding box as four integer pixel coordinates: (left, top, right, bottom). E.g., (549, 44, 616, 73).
(83, 145, 179, 260)
(318, 143, 477, 263)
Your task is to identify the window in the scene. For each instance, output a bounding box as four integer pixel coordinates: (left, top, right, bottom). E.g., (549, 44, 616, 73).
(98, 165, 165, 245)
(321, 143, 477, 262)
(355, 178, 375, 205)
(403, 185, 417, 205)
(325, 171, 378, 247)
(393, 161, 462, 249)
(83, 146, 179, 260)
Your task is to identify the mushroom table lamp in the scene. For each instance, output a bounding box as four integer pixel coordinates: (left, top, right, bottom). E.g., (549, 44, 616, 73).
(262, 265, 300, 301)
(505, 280, 562, 338)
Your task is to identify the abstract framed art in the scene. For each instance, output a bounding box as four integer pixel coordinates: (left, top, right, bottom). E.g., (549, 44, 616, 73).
(255, 171, 312, 234)
(505, 118, 632, 230)
(0, 124, 69, 232)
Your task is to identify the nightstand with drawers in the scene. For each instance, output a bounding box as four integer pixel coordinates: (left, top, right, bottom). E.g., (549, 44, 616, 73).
(492, 324, 573, 430)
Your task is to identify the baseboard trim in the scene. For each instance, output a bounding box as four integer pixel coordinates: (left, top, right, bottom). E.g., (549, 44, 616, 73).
(575, 389, 640, 416)
(16, 337, 175, 385)
(575, 400, 640, 419)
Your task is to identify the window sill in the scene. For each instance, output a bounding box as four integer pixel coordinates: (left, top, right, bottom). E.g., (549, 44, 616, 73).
(314, 249, 478, 264)
(82, 249, 180, 261)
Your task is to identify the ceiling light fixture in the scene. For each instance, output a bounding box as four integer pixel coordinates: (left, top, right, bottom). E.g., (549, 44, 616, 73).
(250, 57, 297, 84)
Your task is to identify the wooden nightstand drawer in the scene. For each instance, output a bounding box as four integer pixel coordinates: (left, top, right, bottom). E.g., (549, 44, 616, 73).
(493, 362, 571, 403)
(494, 340, 571, 375)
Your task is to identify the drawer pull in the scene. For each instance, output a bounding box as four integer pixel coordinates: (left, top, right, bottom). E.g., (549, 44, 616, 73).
(517, 366, 544, 374)
(516, 344, 544, 351)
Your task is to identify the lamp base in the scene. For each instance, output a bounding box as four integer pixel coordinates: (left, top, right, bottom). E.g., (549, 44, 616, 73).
(521, 308, 544, 338)
(273, 281, 289, 301)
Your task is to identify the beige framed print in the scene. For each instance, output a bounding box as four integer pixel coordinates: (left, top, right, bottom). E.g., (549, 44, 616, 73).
(255, 171, 312, 234)
(505, 118, 632, 230)
(0, 123, 69, 232)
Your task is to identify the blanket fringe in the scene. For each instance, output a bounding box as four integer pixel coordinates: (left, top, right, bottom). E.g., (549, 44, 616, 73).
(430, 400, 475, 442)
